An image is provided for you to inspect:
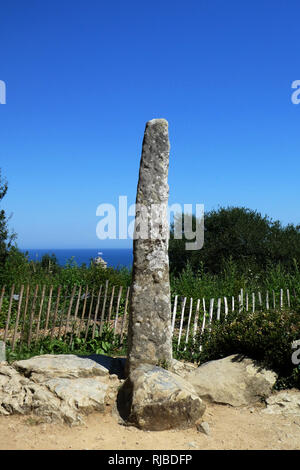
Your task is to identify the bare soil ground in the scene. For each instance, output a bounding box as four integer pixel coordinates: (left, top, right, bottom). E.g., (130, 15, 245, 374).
(1, 401, 300, 450)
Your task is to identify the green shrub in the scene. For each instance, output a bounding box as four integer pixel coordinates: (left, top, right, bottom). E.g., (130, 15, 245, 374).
(188, 309, 300, 390)
(5, 323, 127, 362)
(0, 297, 18, 328)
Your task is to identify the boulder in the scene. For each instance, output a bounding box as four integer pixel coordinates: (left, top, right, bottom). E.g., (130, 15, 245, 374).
(117, 363, 205, 431)
(185, 354, 277, 407)
(0, 363, 79, 423)
(44, 377, 108, 414)
(170, 358, 198, 378)
(23, 381, 82, 425)
(0, 355, 114, 425)
(0, 364, 32, 415)
(262, 389, 300, 417)
(13, 354, 109, 382)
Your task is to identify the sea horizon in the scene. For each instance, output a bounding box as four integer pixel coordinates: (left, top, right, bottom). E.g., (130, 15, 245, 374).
(20, 248, 133, 269)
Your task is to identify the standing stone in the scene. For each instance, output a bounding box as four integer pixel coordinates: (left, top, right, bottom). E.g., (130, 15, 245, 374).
(126, 119, 173, 375)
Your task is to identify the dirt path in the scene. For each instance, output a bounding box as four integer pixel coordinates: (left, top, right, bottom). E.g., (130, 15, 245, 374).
(1, 401, 300, 450)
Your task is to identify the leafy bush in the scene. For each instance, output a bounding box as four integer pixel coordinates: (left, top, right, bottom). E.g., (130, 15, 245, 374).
(169, 206, 300, 275)
(0, 247, 132, 292)
(187, 309, 300, 390)
(0, 297, 18, 328)
(5, 323, 127, 362)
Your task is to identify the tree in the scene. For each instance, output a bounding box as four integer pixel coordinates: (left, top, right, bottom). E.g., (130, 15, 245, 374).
(40, 253, 59, 273)
(0, 169, 16, 265)
(168, 206, 300, 275)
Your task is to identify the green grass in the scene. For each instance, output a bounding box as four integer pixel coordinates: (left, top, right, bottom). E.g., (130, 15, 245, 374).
(5, 324, 127, 363)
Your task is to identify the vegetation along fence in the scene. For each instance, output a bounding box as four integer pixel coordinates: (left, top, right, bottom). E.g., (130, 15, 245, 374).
(0, 283, 297, 352)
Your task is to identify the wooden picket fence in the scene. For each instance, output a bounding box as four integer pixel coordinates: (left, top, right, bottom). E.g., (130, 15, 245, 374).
(0, 282, 130, 351)
(0, 283, 296, 352)
(171, 287, 294, 351)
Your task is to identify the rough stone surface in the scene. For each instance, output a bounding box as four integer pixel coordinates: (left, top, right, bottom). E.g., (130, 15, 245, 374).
(117, 364, 205, 431)
(262, 389, 300, 417)
(185, 354, 277, 407)
(197, 421, 210, 435)
(0, 355, 114, 425)
(44, 377, 108, 414)
(23, 381, 81, 425)
(13, 354, 109, 382)
(126, 119, 173, 376)
(170, 359, 198, 378)
(0, 341, 6, 363)
(0, 364, 32, 415)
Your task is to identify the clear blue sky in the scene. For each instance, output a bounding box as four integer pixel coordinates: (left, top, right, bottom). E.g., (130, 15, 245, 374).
(1, 0, 299, 249)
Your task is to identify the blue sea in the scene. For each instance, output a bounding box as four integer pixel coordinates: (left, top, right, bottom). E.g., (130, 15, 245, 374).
(20, 248, 133, 269)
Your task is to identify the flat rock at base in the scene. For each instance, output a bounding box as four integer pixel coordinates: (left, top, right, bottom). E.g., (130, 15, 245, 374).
(0, 364, 81, 423)
(0, 356, 114, 425)
(117, 364, 205, 431)
(13, 354, 109, 382)
(44, 377, 108, 414)
(262, 389, 300, 417)
(0, 364, 32, 415)
(25, 381, 82, 425)
(185, 354, 277, 407)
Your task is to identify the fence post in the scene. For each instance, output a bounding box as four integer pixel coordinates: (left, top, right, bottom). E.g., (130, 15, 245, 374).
(63, 285, 77, 341)
(51, 286, 61, 340)
(192, 298, 200, 343)
(184, 298, 193, 351)
(113, 286, 123, 338)
(245, 293, 249, 312)
(171, 295, 178, 335)
(266, 291, 269, 310)
(0, 286, 5, 321)
(99, 280, 109, 336)
(11, 285, 25, 351)
(58, 289, 69, 340)
(258, 291, 262, 309)
(92, 285, 103, 340)
(108, 286, 115, 323)
(35, 285, 46, 343)
(199, 298, 207, 351)
(20, 285, 30, 347)
(287, 289, 290, 308)
(84, 289, 95, 340)
(69, 285, 82, 345)
(120, 287, 130, 341)
(43, 285, 53, 338)
(208, 298, 214, 326)
(177, 297, 186, 349)
(27, 285, 39, 347)
(224, 296, 228, 318)
(252, 293, 255, 313)
(3, 285, 15, 343)
(78, 286, 89, 336)
(217, 298, 221, 320)
(239, 289, 243, 313)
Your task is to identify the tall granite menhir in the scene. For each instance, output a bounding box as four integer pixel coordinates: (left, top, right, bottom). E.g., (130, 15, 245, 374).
(126, 119, 173, 375)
